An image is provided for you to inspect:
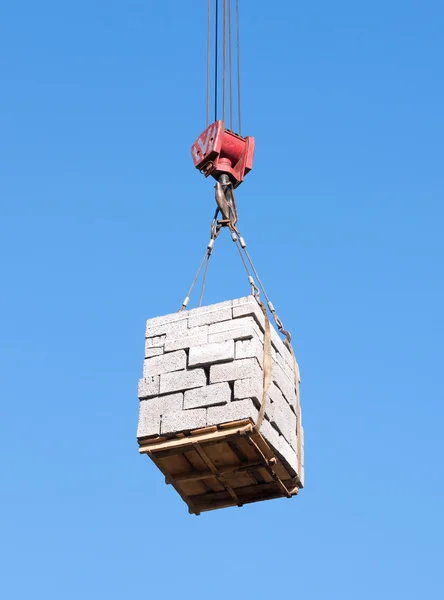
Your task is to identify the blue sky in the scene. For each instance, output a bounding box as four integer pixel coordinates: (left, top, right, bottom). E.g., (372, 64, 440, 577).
(1, 1, 443, 598)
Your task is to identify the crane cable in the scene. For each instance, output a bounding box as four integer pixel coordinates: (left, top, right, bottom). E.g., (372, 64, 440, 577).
(207, 0, 241, 132)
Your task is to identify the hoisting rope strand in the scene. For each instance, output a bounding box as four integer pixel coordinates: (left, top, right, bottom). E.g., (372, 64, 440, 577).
(178, 250, 208, 311)
(236, 0, 242, 134)
(228, 0, 233, 131)
(223, 0, 227, 124)
(208, 0, 242, 131)
(214, 0, 219, 122)
(206, 0, 211, 127)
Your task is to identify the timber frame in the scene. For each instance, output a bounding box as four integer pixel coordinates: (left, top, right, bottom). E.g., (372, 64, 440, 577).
(138, 419, 299, 514)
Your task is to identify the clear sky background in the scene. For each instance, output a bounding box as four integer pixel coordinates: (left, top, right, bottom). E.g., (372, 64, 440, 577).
(1, 1, 443, 598)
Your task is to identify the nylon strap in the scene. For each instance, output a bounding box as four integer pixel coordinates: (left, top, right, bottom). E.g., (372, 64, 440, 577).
(253, 301, 272, 432)
(285, 339, 303, 486)
(252, 299, 303, 486)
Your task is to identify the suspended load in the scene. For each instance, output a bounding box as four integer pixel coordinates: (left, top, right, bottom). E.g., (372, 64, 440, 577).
(137, 296, 304, 514)
(137, 0, 305, 513)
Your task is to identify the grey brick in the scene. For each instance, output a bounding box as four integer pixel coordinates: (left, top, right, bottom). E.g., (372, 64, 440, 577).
(272, 361, 296, 405)
(232, 296, 266, 331)
(139, 392, 183, 417)
(278, 435, 298, 476)
(235, 337, 264, 366)
(146, 311, 188, 331)
(210, 357, 262, 384)
(143, 350, 187, 378)
(160, 369, 207, 395)
(270, 326, 293, 366)
(207, 399, 258, 427)
(146, 334, 166, 348)
(270, 396, 297, 448)
(188, 301, 233, 328)
(234, 376, 263, 403)
(184, 382, 231, 409)
(145, 345, 164, 358)
(146, 317, 188, 339)
(163, 325, 208, 352)
(137, 410, 161, 438)
(207, 316, 263, 344)
(189, 340, 234, 368)
(275, 348, 296, 382)
(161, 408, 207, 434)
(259, 418, 281, 455)
(138, 376, 160, 399)
(209, 315, 260, 336)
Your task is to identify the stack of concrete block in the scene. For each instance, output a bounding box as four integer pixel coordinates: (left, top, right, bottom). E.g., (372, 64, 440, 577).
(137, 296, 304, 484)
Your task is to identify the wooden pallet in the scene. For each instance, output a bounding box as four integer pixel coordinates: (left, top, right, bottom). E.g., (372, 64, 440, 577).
(138, 419, 300, 514)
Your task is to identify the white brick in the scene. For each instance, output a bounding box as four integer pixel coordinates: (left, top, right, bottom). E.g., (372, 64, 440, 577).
(137, 411, 160, 438)
(163, 326, 208, 352)
(234, 376, 263, 402)
(145, 345, 164, 358)
(146, 318, 188, 339)
(232, 296, 266, 331)
(188, 302, 232, 328)
(210, 357, 262, 384)
(139, 392, 183, 417)
(161, 408, 207, 434)
(189, 340, 234, 367)
(272, 361, 296, 405)
(184, 382, 231, 409)
(235, 337, 264, 365)
(138, 376, 160, 399)
(143, 350, 187, 377)
(207, 399, 258, 427)
(160, 369, 207, 395)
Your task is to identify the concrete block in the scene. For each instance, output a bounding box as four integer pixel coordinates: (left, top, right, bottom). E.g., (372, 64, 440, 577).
(160, 369, 207, 395)
(146, 334, 166, 348)
(184, 382, 231, 409)
(145, 311, 188, 331)
(274, 349, 294, 382)
(138, 376, 160, 399)
(270, 326, 293, 367)
(232, 296, 266, 331)
(137, 410, 161, 438)
(235, 337, 264, 366)
(259, 418, 281, 454)
(272, 361, 296, 405)
(278, 435, 298, 476)
(210, 357, 262, 384)
(161, 408, 207, 434)
(270, 396, 297, 448)
(188, 300, 233, 328)
(189, 340, 234, 368)
(143, 350, 187, 377)
(145, 345, 164, 358)
(207, 316, 263, 344)
(234, 376, 263, 403)
(139, 392, 183, 417)
(207, 399, 258, 427)
(146, 317, 188, 339)
(163, 326, 208, 352)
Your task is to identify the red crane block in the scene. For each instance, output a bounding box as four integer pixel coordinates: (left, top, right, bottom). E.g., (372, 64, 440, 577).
(191, 120, 255, 188)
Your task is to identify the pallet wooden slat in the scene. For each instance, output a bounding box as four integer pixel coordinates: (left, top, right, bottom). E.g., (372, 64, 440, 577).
(138, 419, 299, 514)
